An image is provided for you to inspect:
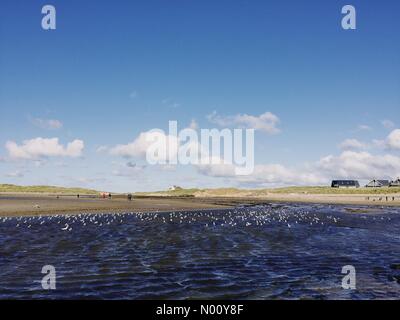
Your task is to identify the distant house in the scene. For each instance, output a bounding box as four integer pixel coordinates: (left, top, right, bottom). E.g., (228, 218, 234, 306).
(168, 185, 182, 191)
(365, 179, 390, 188)
(331, 180, 360, 188)
(390, 178, 400, 187)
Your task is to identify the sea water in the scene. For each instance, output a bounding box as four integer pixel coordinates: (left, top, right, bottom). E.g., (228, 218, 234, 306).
(0, 203, 399, 299)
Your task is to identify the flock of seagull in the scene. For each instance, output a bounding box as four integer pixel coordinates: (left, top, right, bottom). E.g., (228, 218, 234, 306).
(0, 205, 351, 232)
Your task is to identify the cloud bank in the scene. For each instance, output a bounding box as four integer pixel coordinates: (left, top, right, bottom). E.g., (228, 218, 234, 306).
(387, 129, 400, 150)
(6, 138, 84, 160)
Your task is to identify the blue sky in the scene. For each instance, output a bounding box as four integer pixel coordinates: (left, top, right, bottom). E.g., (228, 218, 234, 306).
(0, 0, 399, 192)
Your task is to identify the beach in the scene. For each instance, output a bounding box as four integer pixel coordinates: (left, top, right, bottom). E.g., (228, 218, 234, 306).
(1, 191, 400, 217)
(245, 192, 400, 207)
(0, 193, 233, 217)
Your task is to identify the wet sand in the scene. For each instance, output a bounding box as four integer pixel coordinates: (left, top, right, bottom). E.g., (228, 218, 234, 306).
(0, 192, 399, 217)
(0, 193, 250, 217)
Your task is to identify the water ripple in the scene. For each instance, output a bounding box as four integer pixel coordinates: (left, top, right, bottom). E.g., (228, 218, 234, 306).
(0, 203, 400, 299)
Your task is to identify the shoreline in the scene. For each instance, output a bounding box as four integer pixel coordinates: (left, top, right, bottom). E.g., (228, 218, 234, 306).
(0, 194, 234, 218)
(245, 192, 400, 207)
(1, 192, 399, 217)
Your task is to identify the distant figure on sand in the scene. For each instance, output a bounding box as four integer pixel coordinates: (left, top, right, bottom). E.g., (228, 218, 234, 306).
(127, 194, 132, 201)
(108, 193, 112, 199)
(77, 194, 80, 199)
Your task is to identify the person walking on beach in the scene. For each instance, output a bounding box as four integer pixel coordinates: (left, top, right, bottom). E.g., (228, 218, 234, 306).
(108, 193, 112, 199)
(127, 193, 132, 201)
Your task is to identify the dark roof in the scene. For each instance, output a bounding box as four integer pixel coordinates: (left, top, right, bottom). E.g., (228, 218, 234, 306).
(390, 179, 400, 186)
(366, 179, 390, 187)
(331, 180, 360, 187)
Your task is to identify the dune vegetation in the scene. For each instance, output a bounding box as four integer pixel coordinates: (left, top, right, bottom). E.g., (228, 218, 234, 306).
(2, 184, 400, 197)
(0, 184, 99, 194)
(136, 186, 400, 197)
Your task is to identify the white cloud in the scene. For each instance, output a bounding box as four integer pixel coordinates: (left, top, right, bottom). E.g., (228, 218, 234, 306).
(5, 170, 25, 178)
(110, 130, 179, 162)
(199, 162, 326, 186)
(197, 163, 236, 177)
(110, 132, 152, 158)
(341, 129, 400, 151)
(207, 111, 280, 134)
(357, 124, 372, 131)
(339, 138, 367, 150)
(6, 138, 84, 160)
(246, 164, 326, 185)
(31, 118, 63, 130)
(197, 149, 400, 187)
(373, 129, 400, 150)
(111, 129, 243, 176)
(316, 151, 400, 180)
(109, 125, 400, 187)
(387, 129, 400, 150)
(381, 120, 395, 130)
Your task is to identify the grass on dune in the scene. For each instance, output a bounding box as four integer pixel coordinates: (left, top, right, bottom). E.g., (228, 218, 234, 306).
(137, 186, 400, 197)
(262, 186, 400, 194)
(0, 184, 99, 194)
(3, 184, 400, 196)
(135, 188, 200, 197)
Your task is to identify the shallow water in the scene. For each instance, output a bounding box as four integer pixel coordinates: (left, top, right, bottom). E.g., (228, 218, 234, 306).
(0, 203, 399, 299)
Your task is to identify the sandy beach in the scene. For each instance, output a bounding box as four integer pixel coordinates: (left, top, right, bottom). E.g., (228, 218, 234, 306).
(1, 192, 399, 217)
(250, 192, 400, 207)
(0, 193, 237, 217)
